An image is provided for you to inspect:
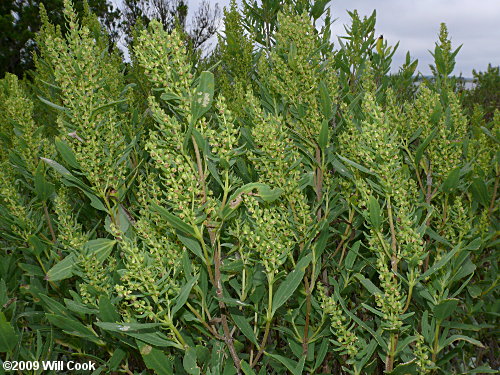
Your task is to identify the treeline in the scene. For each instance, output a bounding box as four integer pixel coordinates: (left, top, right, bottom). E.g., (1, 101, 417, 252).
(0, 0, 498, 374)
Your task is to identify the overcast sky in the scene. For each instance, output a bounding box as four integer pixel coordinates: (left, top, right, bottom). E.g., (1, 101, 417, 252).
(182, 0, 499, 77)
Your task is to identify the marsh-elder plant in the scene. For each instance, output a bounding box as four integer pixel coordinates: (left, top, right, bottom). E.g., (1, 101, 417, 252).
(0, 1, 498, 374)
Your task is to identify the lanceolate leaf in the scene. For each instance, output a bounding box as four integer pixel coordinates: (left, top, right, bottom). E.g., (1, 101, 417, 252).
(85, 239, 116, 263)
(152, 203, 196, 237)
(0, 312, 18, 353)
(46, 253, 77, 281)
(172, 274, 198, 316)
(272, 254, 312, 315)
(137, 341, 174, 375)
(191, 71, 214, 125)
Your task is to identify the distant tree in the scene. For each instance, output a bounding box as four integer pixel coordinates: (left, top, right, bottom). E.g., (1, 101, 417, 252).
(0, 0, 120, 78)
(121, 0, 220, 50)
(462, 64, 500, 121)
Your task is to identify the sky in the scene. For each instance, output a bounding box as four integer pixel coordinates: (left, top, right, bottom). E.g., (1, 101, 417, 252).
(120, 0, 500, 77)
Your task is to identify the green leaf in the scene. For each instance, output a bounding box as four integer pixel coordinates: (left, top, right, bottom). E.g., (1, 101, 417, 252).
(272, 254, 312, 315)
(442, 334, 484, 349)
(433, 298, 459, 322)
(138, 341, 174, 375)
(385, 359, 417, 375)
(367, 196, 382, 230)
(64, 299, 98, 315)
(461, 366, 497, 374)
(46, 314, 100, 343)
(55, 137, 80, 169)
(467, 285, 482, 299)
(470, 178, 489, 207)
(178, 234, 205, 262)
(34, 165, 55, 202)
(99, 296, 120, 322)
(311, 0, 330, 20)
(183, 347, 200, 375)
(318, 119, 329, 150)
(331, 157, 353, 179)
(314, 340, 329, 371)
(345, 241, 361, 270)
(231, 313, 258, 346)
(441, 168, 461, 193)
(46, 253, 77, 281)
(38, 294, 69, 316)
(85, 239, 116, 264)
(95, 322, 162, 333)
(38, 96, 69, 113)
(28, 235, 47, 257)
(415, 127, 438, 166)
(152, 203, 196, 237)
(127, 332, 179, 348)
(227, 183, 282, 207)
(0, 312, 18, 353)
(172, 274, 199, 316)
(337, 154, 374, 175)
(41, 157, 72, 176)
(191, 71, 214, 124)
(265, 352, 305, 375)
(0, 280, 6, 307)
(108, 348, 126, 371)
(222, 183, 282, 218)
(318, 80, 333, 120)
(355, 273, 383, 296)
(90, 99, 128, 120)
(420, 244, 461, 280)
(240, 360, 256, 375)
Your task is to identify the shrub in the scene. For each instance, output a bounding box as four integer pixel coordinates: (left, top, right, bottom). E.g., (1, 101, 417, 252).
(0, 1, 498, 374)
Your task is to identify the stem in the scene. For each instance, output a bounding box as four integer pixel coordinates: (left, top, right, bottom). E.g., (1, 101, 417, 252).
(214, 240, 241, 373)
(195, 227, 215, 287)
(403, 144, 426, 195)
(402, 284, 414, 314)
(192, 135, 207, 205)
(43, 202, 56, 242)
(424, 166, 433, 272)
(221, 169, 230, 208)
(385, 333, 398, 371)
(442, 195, 449, 227)
(252, 320, 271, 368)
(314, 146, 323, 220)
(252, 274, 274, 368)
(432, 322, 441, 362)
(489, 172, 499, 217)
(167, 319, 187, 349)
(387, 196, 398, 272)
(186, 302, 223, 340)
(302, 277, 312, 355)
(241, 266, 247, 301)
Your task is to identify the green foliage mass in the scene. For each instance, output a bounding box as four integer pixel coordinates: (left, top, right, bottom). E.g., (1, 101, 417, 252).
(0, 0, 498, 374)
(462, 64, 500, 122)
(0, 0, 120, 78)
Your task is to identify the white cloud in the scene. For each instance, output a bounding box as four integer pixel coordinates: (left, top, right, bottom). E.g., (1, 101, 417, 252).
(329, 0, 500, 75)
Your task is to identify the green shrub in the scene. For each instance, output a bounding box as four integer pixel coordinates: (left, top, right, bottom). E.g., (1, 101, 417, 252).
(0, 1, 498, 374)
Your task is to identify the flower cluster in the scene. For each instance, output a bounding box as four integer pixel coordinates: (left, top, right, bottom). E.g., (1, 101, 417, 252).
(414, 332, 433, 374)
(240, 195, 295, 274)
(317, 283, 358, 357)
(54, 189, 88, 250)
(79, 250, 116, 306)
(38, 0, 127, 194)
(134, 20, 192, 100)
(201, 96, 240, 163)
(258, 10, 337, 144)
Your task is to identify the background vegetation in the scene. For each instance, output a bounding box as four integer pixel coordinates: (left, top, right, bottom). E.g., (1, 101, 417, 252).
(0, 0, 498, 374)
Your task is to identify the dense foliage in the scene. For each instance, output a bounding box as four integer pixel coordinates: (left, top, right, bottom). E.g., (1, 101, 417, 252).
(1, 0, 220, 78)
(0, 1, 498, 374)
